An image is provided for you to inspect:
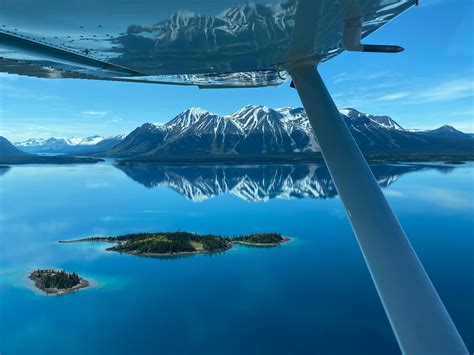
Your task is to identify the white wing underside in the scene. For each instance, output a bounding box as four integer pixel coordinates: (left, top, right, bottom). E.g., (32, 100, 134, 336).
(0, 0, 415, 87)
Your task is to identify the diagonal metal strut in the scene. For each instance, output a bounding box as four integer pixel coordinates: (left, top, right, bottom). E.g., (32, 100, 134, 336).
(289, 61, 468, 355)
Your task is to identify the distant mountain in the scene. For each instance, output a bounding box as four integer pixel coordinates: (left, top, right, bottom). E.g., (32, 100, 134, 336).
(420, 125, 471, 139)
(0, 136, 103, 165)
(105, 106, 473, 161)
(0, 136, 28, 157)
(15, 135, 125, 154)
(115, 163, 456, 202)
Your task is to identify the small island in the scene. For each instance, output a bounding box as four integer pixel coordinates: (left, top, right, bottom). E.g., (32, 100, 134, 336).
(60, 232, 288, 257)
(28, 269, 89, 295)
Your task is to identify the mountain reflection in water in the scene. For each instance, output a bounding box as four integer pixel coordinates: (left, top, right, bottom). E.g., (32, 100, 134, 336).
(115, 163, 455, 202)
(0, 165, 11, 176)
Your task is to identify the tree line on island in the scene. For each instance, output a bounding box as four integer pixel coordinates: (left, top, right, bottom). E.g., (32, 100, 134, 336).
(61, 232, 288, 256)
(30, 269, 81, 290)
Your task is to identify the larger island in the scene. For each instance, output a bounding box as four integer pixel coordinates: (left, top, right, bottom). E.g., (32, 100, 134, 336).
(60, 232, 288, 257)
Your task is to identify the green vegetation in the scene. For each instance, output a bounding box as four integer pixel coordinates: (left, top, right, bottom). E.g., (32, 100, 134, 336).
(28, 269, 86, 293)
(109, 232, 231, 255)
(233, 233, 285, 244)
(62, 231, 288, 256)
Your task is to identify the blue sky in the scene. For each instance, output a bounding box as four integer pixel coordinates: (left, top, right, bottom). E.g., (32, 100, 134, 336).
(0, 0, 472, 141)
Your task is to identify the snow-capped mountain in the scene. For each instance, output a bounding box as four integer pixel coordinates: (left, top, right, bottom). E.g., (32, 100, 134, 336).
(108, 105, 317, 157)
(115, 163, 455, 202)
(17, 135, 107, 148)
(15, 134, 125, 154)
(107, 105, 473, 160)
(0, 136, 103, 164)
(16, 106, 472, 159)
(339, 108, 404, 131)
(16, 137, 70, 150)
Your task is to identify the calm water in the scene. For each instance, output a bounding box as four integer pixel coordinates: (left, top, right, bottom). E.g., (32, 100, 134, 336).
(0, 162, 473, 355)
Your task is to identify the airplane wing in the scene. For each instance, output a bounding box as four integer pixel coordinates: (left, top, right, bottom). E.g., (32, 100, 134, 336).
(2, 1, 469, 353)
(0, 0, 415, 88)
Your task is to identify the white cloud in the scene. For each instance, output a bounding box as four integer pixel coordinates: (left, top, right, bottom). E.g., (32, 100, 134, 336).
(331, 70, 396, 84)
(416, 79, 474, 103)
(335, 75, 474, 106)
(105, 118, 123, 124)
(415, 187, 473, 210)
(384, 189, 406, 198)
(81, 111, 108, 118)
(375, 91, 410, 101)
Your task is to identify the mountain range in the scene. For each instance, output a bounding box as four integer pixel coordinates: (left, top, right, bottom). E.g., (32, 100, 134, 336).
(15, 135, 125, 154)
(0, 136, 102, 165)
(12, 106, 474, 161)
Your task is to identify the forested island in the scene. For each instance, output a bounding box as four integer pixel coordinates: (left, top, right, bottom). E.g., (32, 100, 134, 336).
(60, 232, 288, 257)
(28, 269, 89, 295)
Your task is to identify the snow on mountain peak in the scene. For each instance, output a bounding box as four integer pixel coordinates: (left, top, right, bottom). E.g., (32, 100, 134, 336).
(339, 108, 352, 116)
(165, 107, 216, 131)
(186, 107, 212, 116)
(276, 107, 306, 121)
(229, 105, 282, 132)
(339, 108, 405, 131)
(339, 108, 365, 118)
(140, 123, 160, 130)
(368, 115, 405, 131)
(233, 105, 271, 115)
(15, 138, 48, 147)
(67, 135, 105, 146)
(16, 135, 108, 147)
(13, 133, 126, 154)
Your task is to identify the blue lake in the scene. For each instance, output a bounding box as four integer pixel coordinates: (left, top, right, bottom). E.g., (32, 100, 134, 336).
(0, 162, 473, 354)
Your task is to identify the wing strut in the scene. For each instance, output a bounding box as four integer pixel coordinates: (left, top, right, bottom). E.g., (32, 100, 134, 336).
(343, 17, 404, 53)
(288, 60, 468, 355)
